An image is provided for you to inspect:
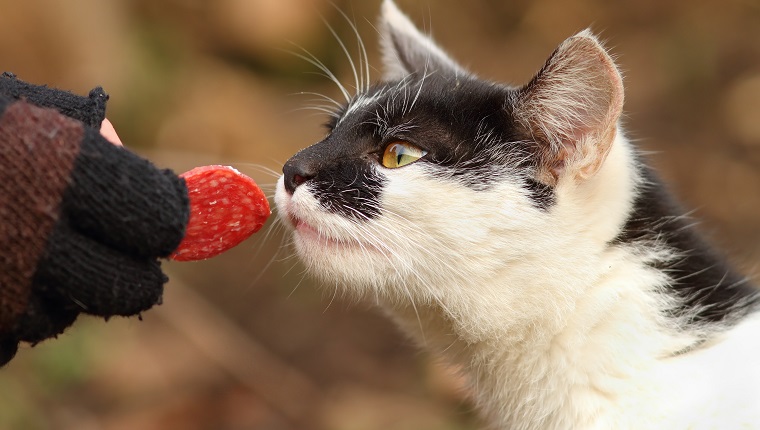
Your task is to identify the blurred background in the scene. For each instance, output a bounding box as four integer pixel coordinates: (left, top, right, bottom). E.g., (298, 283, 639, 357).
(1, 0, 759, 429)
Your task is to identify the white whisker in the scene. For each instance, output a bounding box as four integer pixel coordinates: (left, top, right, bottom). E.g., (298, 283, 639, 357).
(331, 4, 371, 93)
(319, 12, 360, 95)
(284, 43, 351, 102)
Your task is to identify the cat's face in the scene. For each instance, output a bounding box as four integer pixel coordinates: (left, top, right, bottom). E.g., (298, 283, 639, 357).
(275, 76, 546, 299)
(275, 0, 626, 306)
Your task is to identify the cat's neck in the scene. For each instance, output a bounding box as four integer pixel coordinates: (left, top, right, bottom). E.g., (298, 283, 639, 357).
(388, 280, 686, 429)
(380, 132, 705, 429)
(386, 270, 694, 429)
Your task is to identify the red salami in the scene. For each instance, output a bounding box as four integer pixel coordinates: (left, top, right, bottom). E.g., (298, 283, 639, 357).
(169, 165, 270, 261)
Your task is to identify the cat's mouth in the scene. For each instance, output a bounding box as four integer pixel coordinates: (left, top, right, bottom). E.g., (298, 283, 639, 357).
(288, 214, 378, 253)
(277, 181, 379, 253)
(290, 215, 321, 238)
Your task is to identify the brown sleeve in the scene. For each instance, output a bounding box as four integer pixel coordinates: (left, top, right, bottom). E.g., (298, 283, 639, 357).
(0, 99, 84, 334)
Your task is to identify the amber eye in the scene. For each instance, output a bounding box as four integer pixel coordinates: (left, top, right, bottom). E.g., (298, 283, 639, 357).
(381, 141, 428, 168)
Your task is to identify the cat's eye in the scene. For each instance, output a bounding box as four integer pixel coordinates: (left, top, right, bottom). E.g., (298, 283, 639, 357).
(382, 141, 428, 168)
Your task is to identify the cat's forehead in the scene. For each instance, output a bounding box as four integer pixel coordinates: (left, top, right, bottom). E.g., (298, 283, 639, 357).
(327, 73, 535, 179)
(334, 73, 517, 136)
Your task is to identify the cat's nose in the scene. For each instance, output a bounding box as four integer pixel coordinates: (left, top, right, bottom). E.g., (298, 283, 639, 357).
(282, 158, 316, 194)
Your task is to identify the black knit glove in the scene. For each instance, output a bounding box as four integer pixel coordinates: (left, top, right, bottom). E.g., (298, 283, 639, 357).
(0, 73, 190, 366)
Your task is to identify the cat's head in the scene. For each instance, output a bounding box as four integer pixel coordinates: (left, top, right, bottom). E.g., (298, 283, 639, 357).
(275, 0, 628, 309)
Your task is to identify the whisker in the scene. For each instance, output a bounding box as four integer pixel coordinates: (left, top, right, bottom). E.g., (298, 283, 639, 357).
(331, 3, 371, 93)
(410, 69, 432, 113)
(319, 11, 360, 95)
(323, 281, 340, 313)
(289, 105, 342, 117)
(289, 91, 344, 109)
(283, 43, 351, 102)
(233, 163, 283, 180)
(287, 267, 312, 299)
(348, 214, 437, 345)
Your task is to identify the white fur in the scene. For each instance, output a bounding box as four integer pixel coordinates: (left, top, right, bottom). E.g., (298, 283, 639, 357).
(276, 132, 760, 429)
(275, 2, 760, 428)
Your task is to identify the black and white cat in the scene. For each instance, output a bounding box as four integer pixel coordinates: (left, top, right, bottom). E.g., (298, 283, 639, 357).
(275, 1, 760, 428)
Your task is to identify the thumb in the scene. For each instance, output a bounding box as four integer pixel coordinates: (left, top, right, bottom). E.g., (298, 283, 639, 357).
(99, 118, 123, 146)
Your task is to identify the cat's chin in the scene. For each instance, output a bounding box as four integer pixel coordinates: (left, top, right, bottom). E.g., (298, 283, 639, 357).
(291, 236, 387, 289)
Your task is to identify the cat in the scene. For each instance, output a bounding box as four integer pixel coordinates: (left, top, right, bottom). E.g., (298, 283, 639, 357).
(274, 1, 760, 428)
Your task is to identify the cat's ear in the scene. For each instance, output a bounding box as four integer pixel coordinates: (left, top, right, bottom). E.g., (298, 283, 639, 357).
(379, 0, 467, 81)
(515, 30, 624, 183)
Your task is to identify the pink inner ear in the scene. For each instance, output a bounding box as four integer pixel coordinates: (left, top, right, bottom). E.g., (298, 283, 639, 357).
(516, 31, 624, 182)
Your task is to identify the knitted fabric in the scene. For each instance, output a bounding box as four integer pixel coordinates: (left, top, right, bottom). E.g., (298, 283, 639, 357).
(0, 76, 189, 366)
(0, 101, 81, 334)
(0, 72, 107, 128)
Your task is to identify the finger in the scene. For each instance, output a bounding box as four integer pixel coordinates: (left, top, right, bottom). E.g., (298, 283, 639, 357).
(11, 292, 78, 344)
(0, 292, 79, 365)
(61, 127, 190, 258)
(99, 118, 123, 146)
(0, 337, 18, 367)
(35, 222, 166, 317)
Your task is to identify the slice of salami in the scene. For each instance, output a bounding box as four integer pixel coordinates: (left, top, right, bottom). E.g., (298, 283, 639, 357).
(169, 165, 270, 261)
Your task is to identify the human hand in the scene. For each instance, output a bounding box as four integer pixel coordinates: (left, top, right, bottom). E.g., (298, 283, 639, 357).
(0, 74, 190, 365)
(99, 118, 123, 146)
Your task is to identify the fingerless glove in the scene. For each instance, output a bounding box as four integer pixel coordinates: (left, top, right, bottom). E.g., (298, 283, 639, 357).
(0, 73, 190, 365)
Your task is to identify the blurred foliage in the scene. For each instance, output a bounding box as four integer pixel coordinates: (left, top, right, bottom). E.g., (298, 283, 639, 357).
(0, 0, 759, 429)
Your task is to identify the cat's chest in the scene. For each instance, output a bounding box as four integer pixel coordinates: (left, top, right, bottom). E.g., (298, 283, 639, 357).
(474, 316, 760, 430)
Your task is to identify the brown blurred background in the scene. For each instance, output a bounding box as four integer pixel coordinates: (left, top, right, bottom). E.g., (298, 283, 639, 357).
(1, 0, 759, 429)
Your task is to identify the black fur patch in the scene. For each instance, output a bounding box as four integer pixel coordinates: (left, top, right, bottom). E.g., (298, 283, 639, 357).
(523, 178, 556, 210)
(314, 161, 385, 220)
(283, 130, 386, 220)
(283, 73, 558, 218)
(613, 163, 760, 326)
(369, 75, 550, 201)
